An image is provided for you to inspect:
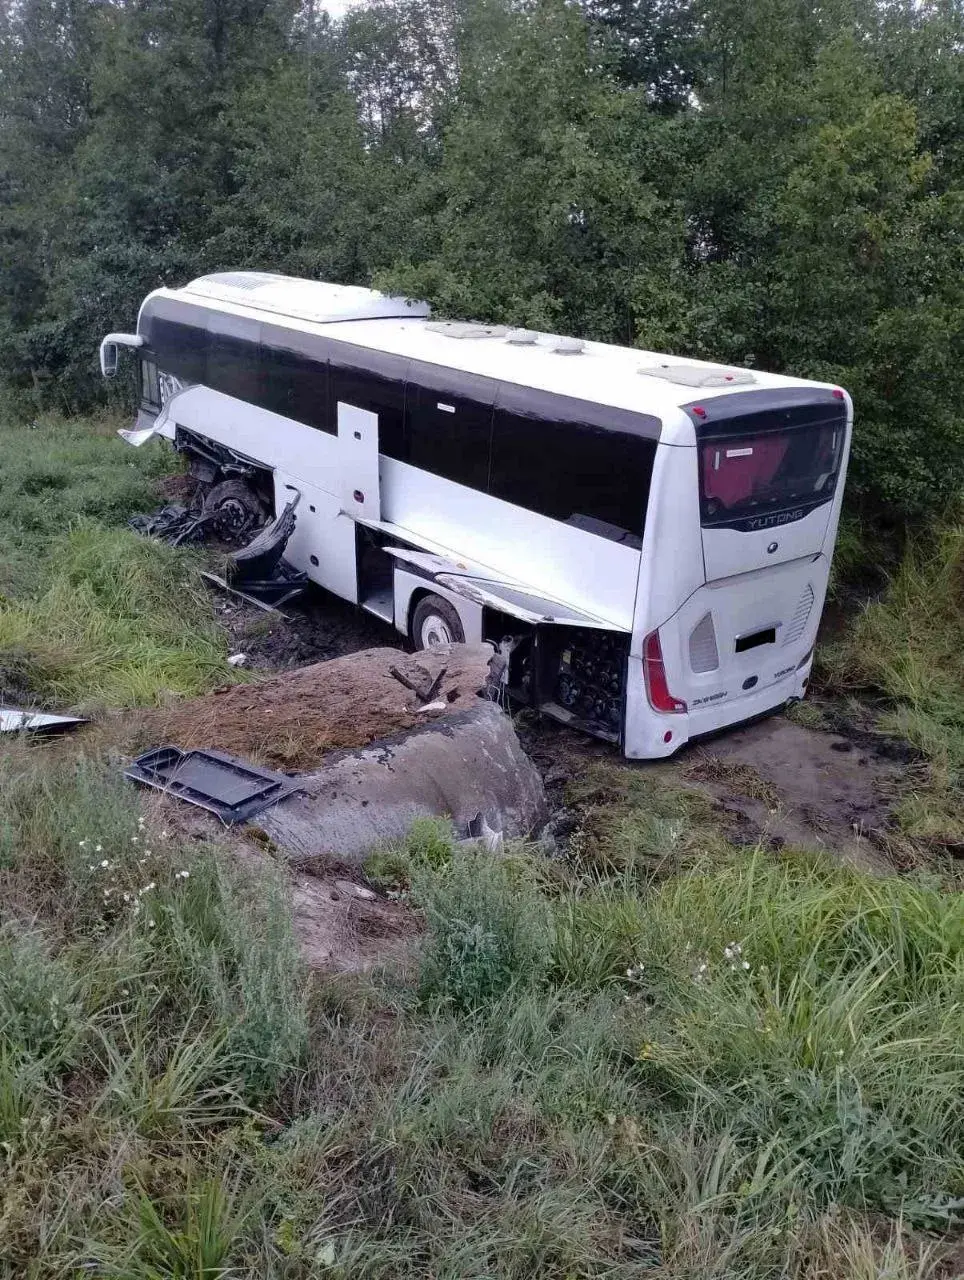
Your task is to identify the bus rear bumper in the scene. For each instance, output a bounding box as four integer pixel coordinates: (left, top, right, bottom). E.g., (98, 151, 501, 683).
(622, 657, 812, 759)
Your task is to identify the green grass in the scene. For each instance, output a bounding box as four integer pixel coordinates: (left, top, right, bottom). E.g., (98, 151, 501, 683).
(0, 413, 232, 710)
(0, 412, 171, 597)
(0, 409, 960, 1275)
(821, 519, 964, 767)
(820, 517, 964, 851)
(0, 751, 959, 1278)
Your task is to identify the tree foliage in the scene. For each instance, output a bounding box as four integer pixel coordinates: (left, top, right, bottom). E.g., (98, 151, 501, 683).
(0, 0, 960, 520)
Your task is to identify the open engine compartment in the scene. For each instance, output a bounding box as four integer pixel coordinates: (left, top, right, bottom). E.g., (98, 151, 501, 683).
(493, 622, 629, 744)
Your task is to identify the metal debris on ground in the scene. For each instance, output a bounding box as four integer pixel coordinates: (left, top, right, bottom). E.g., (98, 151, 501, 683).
(124, 746, 301, 824)
(129, 503, 204, 545)
(131, 486, 308, 607)
(206, 558, 308, 609)
(0, 706, 86, 734)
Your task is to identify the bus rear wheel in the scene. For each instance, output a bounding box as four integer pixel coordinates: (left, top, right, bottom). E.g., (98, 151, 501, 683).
(411, 594, 465, 650)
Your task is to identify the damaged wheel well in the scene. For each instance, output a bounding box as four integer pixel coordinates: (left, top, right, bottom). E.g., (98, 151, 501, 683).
(174, 426, 275, 514)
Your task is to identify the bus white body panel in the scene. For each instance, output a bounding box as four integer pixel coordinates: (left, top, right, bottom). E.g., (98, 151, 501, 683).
(107, 272, 853, 759)
(379, 460, 639, 631)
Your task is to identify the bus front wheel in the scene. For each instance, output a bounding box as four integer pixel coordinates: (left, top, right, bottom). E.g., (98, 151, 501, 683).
(411, 594, 465, 650)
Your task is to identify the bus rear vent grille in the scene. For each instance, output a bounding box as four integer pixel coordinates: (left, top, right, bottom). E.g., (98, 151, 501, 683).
(689, 612, 720, 673)
(783, 585, 815, 646)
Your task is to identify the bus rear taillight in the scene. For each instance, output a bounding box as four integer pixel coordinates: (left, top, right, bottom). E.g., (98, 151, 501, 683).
(643, 630, 687, 714)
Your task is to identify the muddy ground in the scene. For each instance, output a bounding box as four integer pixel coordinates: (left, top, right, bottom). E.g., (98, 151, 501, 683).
(118, 577, 932, 974)
(214, 582, 913, 871)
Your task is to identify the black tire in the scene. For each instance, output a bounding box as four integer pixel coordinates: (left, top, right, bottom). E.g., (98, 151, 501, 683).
(201, 478, 267, 543)
(411, 594, 465, 650)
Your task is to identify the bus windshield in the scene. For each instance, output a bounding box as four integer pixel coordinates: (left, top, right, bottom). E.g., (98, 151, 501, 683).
(699, 421, 843, 527)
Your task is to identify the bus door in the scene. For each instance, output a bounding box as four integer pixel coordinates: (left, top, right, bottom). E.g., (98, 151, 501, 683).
(338, 402, 381, 522)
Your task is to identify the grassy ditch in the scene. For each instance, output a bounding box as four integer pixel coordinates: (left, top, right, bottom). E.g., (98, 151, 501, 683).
(1, 757, 961, 1277)
(0, 413, 230, 709)
(0, 412, 961, 1276)
(820, 517, 964, 849)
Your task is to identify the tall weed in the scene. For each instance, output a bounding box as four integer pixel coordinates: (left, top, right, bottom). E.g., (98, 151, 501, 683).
(415, 852, 551, 1012)
(821, 518, 964, 772)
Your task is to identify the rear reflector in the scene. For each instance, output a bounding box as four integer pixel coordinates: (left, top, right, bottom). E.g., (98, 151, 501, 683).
(643, 630, 687, 714)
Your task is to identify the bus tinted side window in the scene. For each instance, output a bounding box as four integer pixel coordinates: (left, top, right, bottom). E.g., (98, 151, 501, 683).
(140, 357, 160, 409)
(149, 317, 207, 384)
(260, 324, 331, 432)
(207, 315, 263, 407)
(405, 366, 495, 490)
(489, 393, 656, 547)
(330, 348, 410, 459)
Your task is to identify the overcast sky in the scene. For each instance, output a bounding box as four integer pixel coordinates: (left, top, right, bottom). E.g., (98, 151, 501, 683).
(322, 0, 363, 20)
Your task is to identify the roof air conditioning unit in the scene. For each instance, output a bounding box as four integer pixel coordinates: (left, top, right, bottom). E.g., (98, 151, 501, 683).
(549, 337, 584, 355)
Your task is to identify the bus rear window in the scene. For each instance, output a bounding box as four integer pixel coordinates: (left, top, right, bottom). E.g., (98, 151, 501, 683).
(699, 422, 842, 527)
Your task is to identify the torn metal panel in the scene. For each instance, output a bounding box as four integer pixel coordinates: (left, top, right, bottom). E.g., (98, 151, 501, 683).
(124, 746, 301, 824)
(434, 575, 623, 629)
(382, 546, 622, 630)
(0, 707, 86, 734)
(227, 492, 300, 581)
(382, 546, 484, 578)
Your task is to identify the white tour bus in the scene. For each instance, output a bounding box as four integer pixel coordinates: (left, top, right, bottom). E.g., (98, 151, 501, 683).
(101, 272, 852, 759)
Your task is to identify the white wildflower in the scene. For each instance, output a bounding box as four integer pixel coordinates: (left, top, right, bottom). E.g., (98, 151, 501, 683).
(100, 859, 108, 869)
(95, 844, 102, 853)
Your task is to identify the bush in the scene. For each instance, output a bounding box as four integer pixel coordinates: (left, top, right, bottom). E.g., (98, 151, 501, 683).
(416, 853, 551, 1012)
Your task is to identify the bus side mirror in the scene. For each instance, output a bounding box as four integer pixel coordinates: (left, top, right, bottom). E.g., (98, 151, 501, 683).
(100, 340, 119, 378)
(99, 332, 143, 379)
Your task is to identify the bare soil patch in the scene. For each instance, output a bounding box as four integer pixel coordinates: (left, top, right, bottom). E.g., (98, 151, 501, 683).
(144, 793, 420, 973)
(683, 717, 905, 868)
(215, 585, 403, 671)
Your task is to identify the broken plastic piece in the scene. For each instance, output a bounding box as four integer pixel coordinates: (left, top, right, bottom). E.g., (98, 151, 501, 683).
(228, 493, 300, 582)
(118, 425, 159, 447)
(0, 706, 86, 734)
(124, 746, 301, 824)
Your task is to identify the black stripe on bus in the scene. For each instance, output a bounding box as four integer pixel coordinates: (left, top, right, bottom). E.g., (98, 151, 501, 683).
(139, 294, 659, 543)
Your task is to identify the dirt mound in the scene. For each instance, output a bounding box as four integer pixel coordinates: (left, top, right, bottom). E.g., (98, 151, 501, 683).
(137, 643, 498, 770)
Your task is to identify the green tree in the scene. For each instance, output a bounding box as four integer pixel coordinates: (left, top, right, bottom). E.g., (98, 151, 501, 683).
(383, 0, 686, 347)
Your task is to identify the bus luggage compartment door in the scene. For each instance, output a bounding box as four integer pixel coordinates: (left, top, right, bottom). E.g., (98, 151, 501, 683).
(337, 402, 380, 522)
